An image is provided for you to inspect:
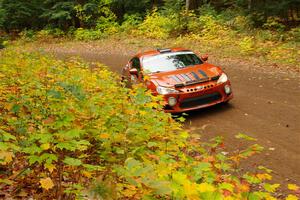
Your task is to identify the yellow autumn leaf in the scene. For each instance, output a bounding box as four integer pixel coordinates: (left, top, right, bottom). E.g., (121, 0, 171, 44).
(197, 183, 215, 193)
(240, 183, 250, 192)
(146, 102, 159, 108)
(266, 196, 277, 200)
(99, 133, 110, 139)
(184, 182, 200, 200)
(82, 171, 93, 178)
(256, 173, 272, 181)
(41, 143, 50, 150)
(139, 110, 147, 116)
(40, 177, 54, 190)
(3, 103, 13, 111)
(223, 197, 235, 200)
(286, 195, 299, 200)
(288, 184, 300, 191)
(121, 185, 137, 197)
(44, 163, 56, 173)
(0, 151, 14, 164)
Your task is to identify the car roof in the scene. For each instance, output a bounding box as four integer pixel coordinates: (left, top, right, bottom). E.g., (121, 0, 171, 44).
(135, 48, 192, 58)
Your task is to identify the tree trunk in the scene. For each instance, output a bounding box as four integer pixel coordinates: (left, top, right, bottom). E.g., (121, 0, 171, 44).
(152, 0, 157, 8)
(186, 0, 191, 11)
(248, 0, 252, 10)
(186, 0, 199, 11)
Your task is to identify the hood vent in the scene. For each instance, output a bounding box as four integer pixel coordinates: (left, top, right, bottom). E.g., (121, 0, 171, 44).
(174, 75, 220, 88)
(211, 75, 220, 81)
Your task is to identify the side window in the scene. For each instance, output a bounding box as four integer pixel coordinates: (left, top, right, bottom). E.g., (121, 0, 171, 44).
(131, 57, 141, 72)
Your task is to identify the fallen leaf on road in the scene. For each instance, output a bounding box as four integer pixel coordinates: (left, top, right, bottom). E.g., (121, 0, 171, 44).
(288, 184, 300, 191)
(40, 177, 54, 190)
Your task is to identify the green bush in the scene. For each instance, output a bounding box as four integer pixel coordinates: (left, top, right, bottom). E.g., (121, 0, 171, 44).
(239, 36, 256, 55)
(19, 29, 36, 41)
(198, 4, 218, 17)
(267, 42, 299, 65)
(36, 28, 65, 40)
(286, 27, 300, 42)
(73, 7, 119, 41)
(120, 14, 143, 33)
(74, 28, 104, 41)
(230, 15, 253, 32)
(136, 9, 173, 39)
(255, 29, 278, 42)
(0, 35, 9, 49)
(95, 7, 119, 35)
(175, 10, 201, 34)
(0, 50, 296, 199)
(263, 17, 286, 32)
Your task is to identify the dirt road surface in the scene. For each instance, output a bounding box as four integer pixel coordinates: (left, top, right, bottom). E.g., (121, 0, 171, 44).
(40, 41, 300, 189)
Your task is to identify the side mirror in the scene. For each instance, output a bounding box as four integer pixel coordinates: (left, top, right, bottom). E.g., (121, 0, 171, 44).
(201, 54, 208, 61)
(129, 68, 138, 75)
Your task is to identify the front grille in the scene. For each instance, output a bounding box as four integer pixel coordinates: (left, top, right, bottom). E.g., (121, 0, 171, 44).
(180, 92, 221, 109)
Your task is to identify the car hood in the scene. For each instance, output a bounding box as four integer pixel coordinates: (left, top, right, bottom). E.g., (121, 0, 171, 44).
(150, 63, 222, 87)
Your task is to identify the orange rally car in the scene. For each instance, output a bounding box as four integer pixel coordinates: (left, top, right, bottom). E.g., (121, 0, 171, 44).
(121, 48, 233, 113)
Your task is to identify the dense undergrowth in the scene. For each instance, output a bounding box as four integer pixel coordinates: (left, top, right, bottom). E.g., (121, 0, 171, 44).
(1, 50, 300, 199)
(4, 8, 299, 69)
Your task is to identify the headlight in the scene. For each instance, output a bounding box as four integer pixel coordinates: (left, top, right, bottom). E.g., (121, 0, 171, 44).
(224, 85, 231, 94)
(217, 73, 228, 84)
(156, 86, 179, 95)
(168, 97, 177, 106)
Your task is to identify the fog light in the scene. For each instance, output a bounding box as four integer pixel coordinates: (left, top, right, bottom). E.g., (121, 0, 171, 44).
(224, 85, 231, 95)
(168, 97, 177, 107)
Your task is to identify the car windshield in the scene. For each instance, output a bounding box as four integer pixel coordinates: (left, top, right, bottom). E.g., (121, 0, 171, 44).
(142, 51, 203, 73)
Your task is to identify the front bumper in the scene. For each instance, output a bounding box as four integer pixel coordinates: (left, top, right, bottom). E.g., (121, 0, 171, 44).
(163, 81, 233, 113)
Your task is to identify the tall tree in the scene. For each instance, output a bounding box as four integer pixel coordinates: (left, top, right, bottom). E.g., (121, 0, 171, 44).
(0, 0, 44, 31)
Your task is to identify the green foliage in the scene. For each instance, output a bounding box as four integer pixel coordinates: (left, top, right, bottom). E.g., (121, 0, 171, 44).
(239, 36, 255, 55)
(120, 14, 143, 33)
(110, 0, 152, 17)
(287, 27, 300, 42)
(0, 1, 5, 29)
(230, 15, 254, 32)
(0, 35, 8, 49)
(95, 7, 119, 34)
(0, 0, 44, 30)
(198, 14, 230, 39)
(136, 9, 173, 39)
(267, 42, 299, 64)
(263, 17, 286, 32)
(162, 0, 184, 15)
(36, 28, 65, 39)
(41, 1, 76, 30)
(0, 50, 290, 199)
(0, 0, 299, 32)
(0, 0, 299, 68)
(16, 28, 66, 42)
(19, 29, 37, 41)
(74, 28, 104, 41)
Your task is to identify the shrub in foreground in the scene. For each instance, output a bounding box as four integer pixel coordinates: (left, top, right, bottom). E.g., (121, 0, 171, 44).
(0, 51, 299, 199)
